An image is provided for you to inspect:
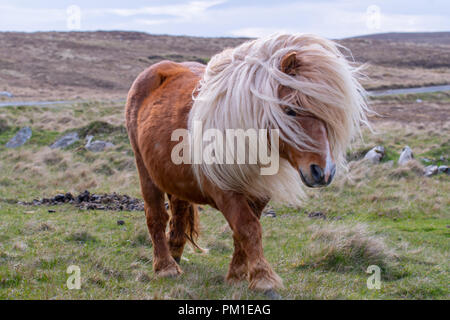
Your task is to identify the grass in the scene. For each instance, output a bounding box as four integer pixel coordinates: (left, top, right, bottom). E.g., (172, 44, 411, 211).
(0, 96, 448, 299)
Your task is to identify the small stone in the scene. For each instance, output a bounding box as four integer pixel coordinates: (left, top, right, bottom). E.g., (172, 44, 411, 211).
(5, 127, 32, 148)
(53, 194, 66, 202)
(308, 211, 326, 219)
(398, 146, 414, 165)
(416, 99, 423, 103)
(263, 209, 277, 218)
(438, 165, 449, 175)
(117, 220, 125, 225)
(48, 209, 56, 213)
(421, 158, 432, 163)
(50, 132, 79, 149)
(423, 165, 438, 177)
(85, 135, 114, 152)
(364, 146, 385, 164)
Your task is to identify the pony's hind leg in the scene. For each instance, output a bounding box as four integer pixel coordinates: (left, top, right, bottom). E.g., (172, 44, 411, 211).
(136, 155, 181, 277)
(167, 195, 196, 263)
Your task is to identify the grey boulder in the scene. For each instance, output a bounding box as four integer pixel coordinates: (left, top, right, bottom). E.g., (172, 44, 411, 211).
(438, 165, 449, 175)
(423, 165, 438, 177)
(6, 127, 32, 148)
(398, 146, 414, 165)
(85, 135, 114, 152)
(50, 132, 79, 149)
(364, 146, 385, 164)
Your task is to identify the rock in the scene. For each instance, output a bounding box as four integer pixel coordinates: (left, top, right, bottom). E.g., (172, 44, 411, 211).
(85, 135, 114, 152)
(364, 146, 385, 164)
(308, 211, 326, 219)
(117, 220, 125, 225)
(76, 190, 91, 203)
(48, 209, 56, 213)
(438, 165, 449, 175)
(50, 132, 79, 149)
(416, 99, 422, 103)
(398, 146, 414, 165)
(5, 127, 32, 148)
(421, 158, 432, 163)
(53, 194, 66, 202)
(0, 91, 13, 98)
(263, 209, 277, 218)
(423, 165, 438, 177)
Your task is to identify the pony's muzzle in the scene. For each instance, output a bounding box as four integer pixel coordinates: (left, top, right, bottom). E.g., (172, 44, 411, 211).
(300, 163, 336, 188)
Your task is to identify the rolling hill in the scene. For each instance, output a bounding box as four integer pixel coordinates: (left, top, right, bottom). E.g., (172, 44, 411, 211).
(0, 31, 449, 101)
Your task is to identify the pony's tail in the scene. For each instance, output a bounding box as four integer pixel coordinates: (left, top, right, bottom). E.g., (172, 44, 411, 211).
(185, 204, 202, 251)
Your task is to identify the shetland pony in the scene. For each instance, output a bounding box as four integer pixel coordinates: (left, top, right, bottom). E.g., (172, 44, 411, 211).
(125, 33, 369, 293)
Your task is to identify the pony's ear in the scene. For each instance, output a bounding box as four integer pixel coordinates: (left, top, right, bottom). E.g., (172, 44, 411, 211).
(280, 51, 298, 75)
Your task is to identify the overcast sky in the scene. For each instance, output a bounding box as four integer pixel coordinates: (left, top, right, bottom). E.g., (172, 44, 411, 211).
(0, 0, 449, 39)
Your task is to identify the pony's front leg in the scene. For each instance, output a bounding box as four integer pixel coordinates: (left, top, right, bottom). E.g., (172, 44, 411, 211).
(226, 235, 248, 283)
(226, 198, 269, 284)
(219, 195, 283, 291)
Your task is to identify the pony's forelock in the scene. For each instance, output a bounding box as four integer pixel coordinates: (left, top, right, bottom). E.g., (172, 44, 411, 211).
(189, 33, 370, 206)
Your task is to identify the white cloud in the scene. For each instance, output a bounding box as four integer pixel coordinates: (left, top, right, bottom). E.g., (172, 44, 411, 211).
(230, 27, 298, 38)
(108, 0, 226, 23)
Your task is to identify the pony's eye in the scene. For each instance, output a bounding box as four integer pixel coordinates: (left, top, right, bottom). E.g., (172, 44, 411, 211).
(285, 108, 297, 116)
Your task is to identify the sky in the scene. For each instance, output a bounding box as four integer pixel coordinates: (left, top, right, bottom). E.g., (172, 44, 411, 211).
(0, 0, 449, 39)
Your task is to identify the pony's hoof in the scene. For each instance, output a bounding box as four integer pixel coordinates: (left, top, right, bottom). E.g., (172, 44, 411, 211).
(249, 271, 284, 292)
(264, 290, 282, 300)
(156, 262, 182, 278)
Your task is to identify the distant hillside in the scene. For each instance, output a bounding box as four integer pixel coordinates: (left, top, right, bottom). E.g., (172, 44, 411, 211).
(340, 32, 450, 68)
(0, 31, 449, 100)
(347, 32, 450, 44)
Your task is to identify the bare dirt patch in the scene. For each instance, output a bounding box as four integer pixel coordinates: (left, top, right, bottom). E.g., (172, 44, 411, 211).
(18, 190, 144, 211)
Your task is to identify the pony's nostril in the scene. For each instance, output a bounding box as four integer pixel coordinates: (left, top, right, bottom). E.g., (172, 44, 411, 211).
(310, 164, 324, 183)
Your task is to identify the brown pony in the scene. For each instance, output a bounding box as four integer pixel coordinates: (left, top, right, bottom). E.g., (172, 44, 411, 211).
(125, 33, 368, 293)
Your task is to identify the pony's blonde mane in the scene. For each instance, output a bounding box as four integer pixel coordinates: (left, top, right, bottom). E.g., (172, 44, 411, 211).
(188, 33, 369, 206)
